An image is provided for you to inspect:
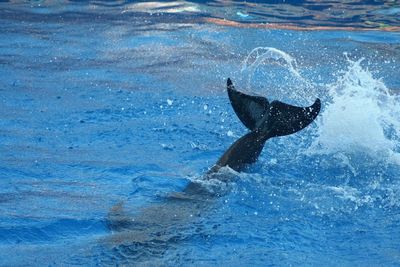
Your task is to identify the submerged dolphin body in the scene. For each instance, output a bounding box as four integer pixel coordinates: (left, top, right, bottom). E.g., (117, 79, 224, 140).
(104, 78, 321, 262)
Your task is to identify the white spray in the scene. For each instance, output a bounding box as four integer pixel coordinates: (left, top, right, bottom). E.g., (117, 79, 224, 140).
(241, 47, 400, 164)
(310, 56, 400, 163)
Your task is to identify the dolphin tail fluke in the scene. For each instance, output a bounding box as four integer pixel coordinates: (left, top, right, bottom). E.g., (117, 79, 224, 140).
(227, 78, 320, 138)
(267, 98, 321, 137)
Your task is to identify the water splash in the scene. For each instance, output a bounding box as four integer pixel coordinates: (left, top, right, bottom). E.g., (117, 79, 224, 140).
(240, 47, 400, 166)
(241, 47, 301, 77)
(310, 57, 400, 164)
(240, 47, 314, 103)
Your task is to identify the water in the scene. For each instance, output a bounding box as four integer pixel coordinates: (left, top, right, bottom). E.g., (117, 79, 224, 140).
(1, 1, 400, 266)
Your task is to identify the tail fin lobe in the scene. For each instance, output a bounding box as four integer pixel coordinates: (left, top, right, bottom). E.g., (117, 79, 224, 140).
(227, 78, 269, 131)
(267, 98, 320, 137)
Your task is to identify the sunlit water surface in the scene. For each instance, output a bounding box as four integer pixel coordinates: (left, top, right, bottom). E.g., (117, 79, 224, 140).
(1, 1, 400, 266)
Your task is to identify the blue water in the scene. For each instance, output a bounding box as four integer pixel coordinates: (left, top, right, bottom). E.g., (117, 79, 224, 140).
(1, 1, 400, 266)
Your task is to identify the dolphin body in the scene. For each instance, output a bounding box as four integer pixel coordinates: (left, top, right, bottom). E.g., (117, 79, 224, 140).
(105, 78, 321, 262)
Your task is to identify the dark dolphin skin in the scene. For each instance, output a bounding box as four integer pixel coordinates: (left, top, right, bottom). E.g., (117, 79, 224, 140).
(105, 78, 321, 261)
(209, 78, 320, 173)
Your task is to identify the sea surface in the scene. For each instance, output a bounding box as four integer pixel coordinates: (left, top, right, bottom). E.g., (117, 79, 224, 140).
(0, 1, 400, 266)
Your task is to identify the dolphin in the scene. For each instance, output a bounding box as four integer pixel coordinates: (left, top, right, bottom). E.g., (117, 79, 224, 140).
(184, 78, 320, 194)
(104, 78, 321, 261)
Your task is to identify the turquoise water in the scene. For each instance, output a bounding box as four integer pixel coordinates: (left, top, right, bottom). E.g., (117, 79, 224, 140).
(1, 1, 400, 266)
